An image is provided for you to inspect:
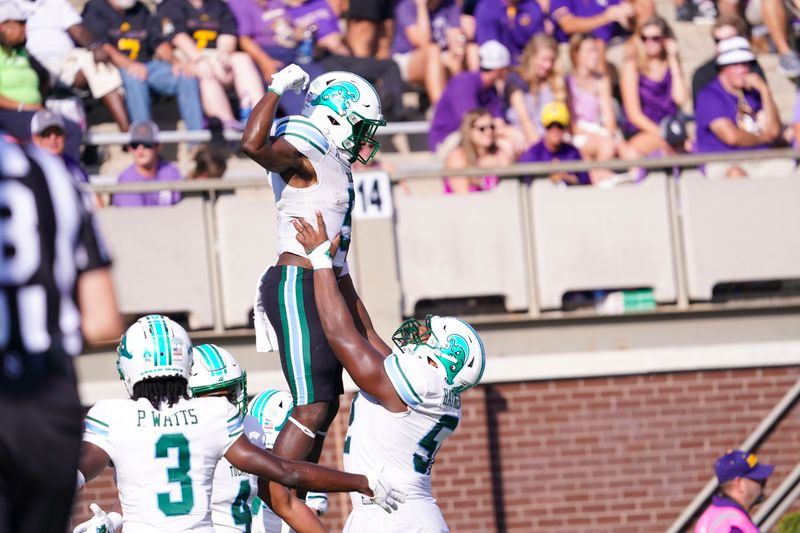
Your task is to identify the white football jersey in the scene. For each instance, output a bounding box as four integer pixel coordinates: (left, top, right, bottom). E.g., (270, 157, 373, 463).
(83, 396, 244, 533)
(270, 115, 354, 268)
(343, 353, 462, 504)
(210, 415, 265, 532)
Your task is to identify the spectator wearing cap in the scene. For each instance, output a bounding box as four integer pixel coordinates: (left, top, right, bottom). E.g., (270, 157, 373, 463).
(0, 1, 83, 159)
(391, 0, 477, 107)
(429, 40, 524, 159)
(31, 109, 88, 184)
(112, 120, 182, 207)
(474, 0, 546, 66)
(691, 15, 767, 106)
(518, 101, 590, 186)
(694, 449, 774, 533)
(80, 0, 204, 132)
(620, 16, 689, 157)
(694, 36, 788, 179)
(17, 0, 130, 133)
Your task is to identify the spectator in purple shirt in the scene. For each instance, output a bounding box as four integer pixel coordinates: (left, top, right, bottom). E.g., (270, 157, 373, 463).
(550, 0, 654, 60)
(694, 37, 786, 179)
(429, 40, 524, 157)
(112, 120, 182, 207)
(474, 0, 546, 66)
(392, 0, 477, 106)
(620, 17, 688, 157)
(518, 101, 590, 186)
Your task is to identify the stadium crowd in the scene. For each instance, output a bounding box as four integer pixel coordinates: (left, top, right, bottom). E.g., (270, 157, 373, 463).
(0, 0, 798, 197)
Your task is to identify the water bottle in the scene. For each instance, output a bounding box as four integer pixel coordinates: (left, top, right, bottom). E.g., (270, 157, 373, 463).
(297, 25, 316, 65)
(239, 97, 251, 126)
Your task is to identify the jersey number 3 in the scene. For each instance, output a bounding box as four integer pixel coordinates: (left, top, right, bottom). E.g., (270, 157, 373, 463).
(413, 415, 459, 475)
(155, 433, 195, 516)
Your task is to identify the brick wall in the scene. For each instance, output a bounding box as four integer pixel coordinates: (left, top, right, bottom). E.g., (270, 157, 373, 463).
(72, 366, 800, 532)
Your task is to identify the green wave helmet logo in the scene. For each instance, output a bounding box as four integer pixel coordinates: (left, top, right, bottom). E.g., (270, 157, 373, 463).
(440, 334, 469, 384)
(310, 81, 360, 117)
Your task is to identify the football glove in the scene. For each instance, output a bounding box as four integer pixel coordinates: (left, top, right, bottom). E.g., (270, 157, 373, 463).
(268, 64, 309, 96)
(72, 503, 122, 533)
(367, 465, 407, 514)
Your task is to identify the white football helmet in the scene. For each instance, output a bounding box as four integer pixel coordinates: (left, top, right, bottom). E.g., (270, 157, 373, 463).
(188, 344, 248, 415)
(302, 71, 386, 164)
(248, 389, 294, 449)
(392, 315, 486, 393)
(117, 315, 193, 396)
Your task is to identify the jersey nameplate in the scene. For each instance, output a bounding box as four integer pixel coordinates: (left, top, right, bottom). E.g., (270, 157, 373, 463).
(440, 389, 461, 410)
(137, 409, 199, 427)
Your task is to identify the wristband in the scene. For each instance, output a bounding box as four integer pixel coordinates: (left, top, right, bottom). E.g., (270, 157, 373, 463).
(307, 240, 332, 270)
(108, 512, 123, 532)
(76, 470, 86, 491)
(267, 86, 283, 97)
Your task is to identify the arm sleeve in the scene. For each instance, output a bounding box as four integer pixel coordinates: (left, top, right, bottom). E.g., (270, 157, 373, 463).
(60, 0, 83, 31)
(83, 401, 115, 458)
(474, 2, 500, 44)
(80, 2, 110, 45)
(223, 402, 245, 454)
(273, 117, 331, 162)
(219, 3, 239, 37)
(383, 354, 432, 408)
(550, 0, 573, 21)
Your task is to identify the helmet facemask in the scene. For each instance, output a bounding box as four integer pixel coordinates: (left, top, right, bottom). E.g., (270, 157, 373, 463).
(344, 113, 384, 164)
(189, 373, 248, 415)
(392, 315, 485, 392)
(188, 344, 249, 415)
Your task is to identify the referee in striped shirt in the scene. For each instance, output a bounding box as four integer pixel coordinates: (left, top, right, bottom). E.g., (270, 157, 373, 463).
(0, 135, 122, 533)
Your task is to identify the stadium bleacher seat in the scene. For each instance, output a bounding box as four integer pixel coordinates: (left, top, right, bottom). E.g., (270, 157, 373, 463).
(530, 173, 678, 309)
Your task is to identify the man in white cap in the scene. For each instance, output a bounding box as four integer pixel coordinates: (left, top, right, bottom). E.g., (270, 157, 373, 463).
(428, 40, 524, 160)
(694, 36, 788, 179)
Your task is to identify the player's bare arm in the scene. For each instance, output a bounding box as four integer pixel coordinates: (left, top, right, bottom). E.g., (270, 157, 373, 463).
(257, 479, 327, 533)
(77, 441, 111, 483)
(225, 433, 371, 494)
(293, 213, 407, 413)
(338, 274, 393, 356)
(241, 64, 314, 179)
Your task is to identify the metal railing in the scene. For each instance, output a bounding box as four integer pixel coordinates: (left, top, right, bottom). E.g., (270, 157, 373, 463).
(83, 121, 430, 146)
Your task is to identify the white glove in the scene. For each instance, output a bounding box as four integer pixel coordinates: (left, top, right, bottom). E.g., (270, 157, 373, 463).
(268, 64, 309, 96)
(72, 503, 123, 533)
(366, 466, 407, 514)
(305, 492, 329, 516)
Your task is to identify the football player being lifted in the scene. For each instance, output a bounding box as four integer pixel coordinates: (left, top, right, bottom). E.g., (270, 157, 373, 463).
(242, 64, 390, 509)
(294, 213, 487, 533)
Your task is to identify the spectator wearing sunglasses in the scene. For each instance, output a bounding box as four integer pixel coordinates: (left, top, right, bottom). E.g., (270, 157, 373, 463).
(694, 449, 774, 533)
(30, 109, 88, 183)
(518, 101, 589, 186)
(112, 120, 182, 207)
(443, 107, 513, 194)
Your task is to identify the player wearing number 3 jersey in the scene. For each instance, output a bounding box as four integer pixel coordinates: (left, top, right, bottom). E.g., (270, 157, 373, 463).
(294, 213, 488, 533)
(76, 314, 405, 533)
(242, 64, 391, 511)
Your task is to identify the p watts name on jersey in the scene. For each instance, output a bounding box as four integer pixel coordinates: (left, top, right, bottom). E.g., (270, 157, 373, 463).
(440, 389, 461, 410)
(136, 409, 199, 428)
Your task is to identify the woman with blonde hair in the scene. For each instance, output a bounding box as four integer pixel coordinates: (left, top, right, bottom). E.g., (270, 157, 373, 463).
(443, 108, 513, 194)
(620, 16, 688, 156)
(567, 33, 636, 183)
(507, 34, 568, 146)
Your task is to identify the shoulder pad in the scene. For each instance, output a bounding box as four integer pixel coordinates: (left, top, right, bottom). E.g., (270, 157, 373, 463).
(273, 116, 330, 160)
(384, 354, 439, 408)
(84, 399, 116, 438)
